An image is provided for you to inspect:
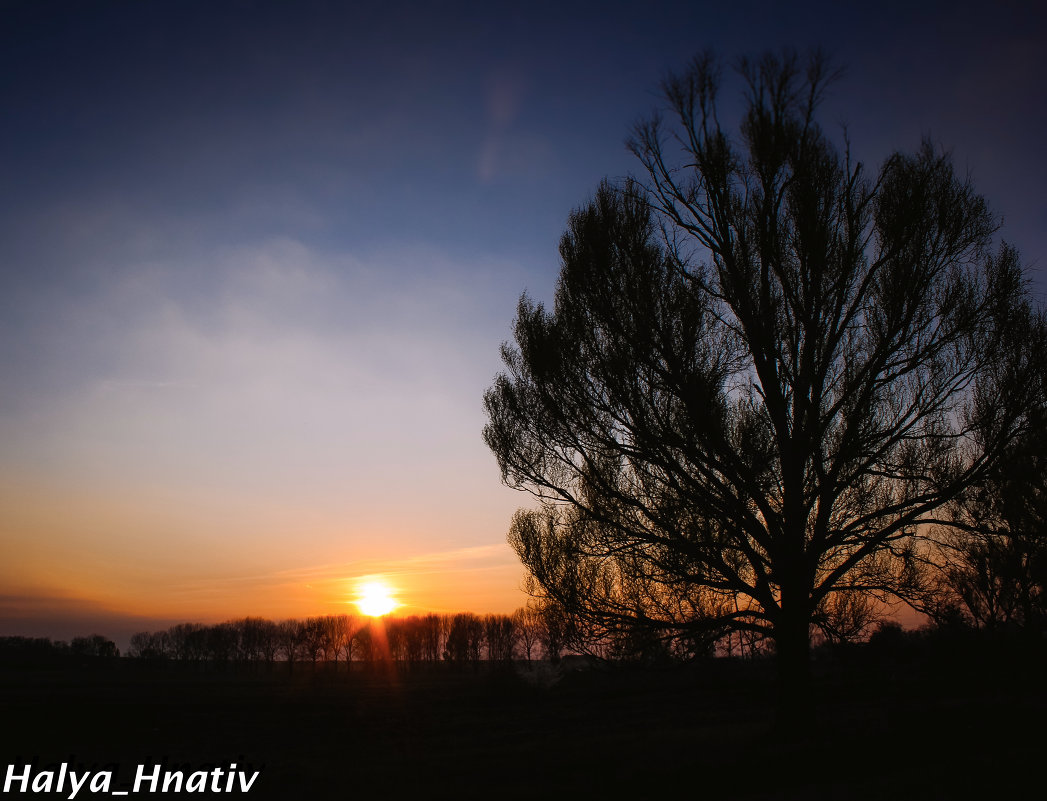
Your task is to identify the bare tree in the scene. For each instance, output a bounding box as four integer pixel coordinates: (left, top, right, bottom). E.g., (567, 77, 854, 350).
(317, 616, 342, 666)
(813, 589, 881, 646)
(419, 613, 444, 663)
(513, 603, 543, 662)
(537, 599, 569, 663)
(483, 614, 518, 663)
(329, 614, 357, 672)
(399, 616, 427, 665)
(255, 618, 280, 668)
(168, 622, 207, 663)
(128, 632, 155, 659)
(70, 634, 119, 659)
(484, 50, 1042, 719)
(445, 613, 484, 665)
(232, 618, 260, 664)
(929, 404, 1047, 630)
(277, 619, 306, 673)
(204, 622, 238, 665)
(129, 630, 171, 660)
(385, 618, 405, 663)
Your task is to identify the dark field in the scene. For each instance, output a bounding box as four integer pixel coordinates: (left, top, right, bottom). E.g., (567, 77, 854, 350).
(2, 656, 1043, 800)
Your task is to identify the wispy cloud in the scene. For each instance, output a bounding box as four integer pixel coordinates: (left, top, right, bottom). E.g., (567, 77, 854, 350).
(149, 542, 524, 617)
(167, 543, 517, 592)
(273, 543, 516, 581)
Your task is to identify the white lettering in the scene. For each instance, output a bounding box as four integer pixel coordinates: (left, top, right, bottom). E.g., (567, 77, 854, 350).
(186, 771, 208, 792)
(163, 771, 184, 792)
(67, 770, 90, 799)
(4, 764, 30, 793)
(225, 764, 236, 792)
(3, 762, 29, 795)
(1, 762, 260, 797)
(31, 771, 54, 793)
(239, 771, 260, 792)
(88, 772, 111, 795)
(134, 764, 161, 793)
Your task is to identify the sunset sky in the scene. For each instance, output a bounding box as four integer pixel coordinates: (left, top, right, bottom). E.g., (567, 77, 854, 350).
(2, 0, 1044, 643)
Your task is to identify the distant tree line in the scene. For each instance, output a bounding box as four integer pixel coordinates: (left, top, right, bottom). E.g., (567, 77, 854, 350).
(0, 633, 119, 665)
(122, 580, 1047, 671)
(3, 583, 1043, 674)
(121, 606, 569, 670)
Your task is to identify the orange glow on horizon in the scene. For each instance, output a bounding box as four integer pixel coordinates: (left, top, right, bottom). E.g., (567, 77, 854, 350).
(0, 473, 530, 627)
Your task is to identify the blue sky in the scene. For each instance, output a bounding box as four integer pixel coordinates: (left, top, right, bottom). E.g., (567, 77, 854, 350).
(1, 0, 1044, 640)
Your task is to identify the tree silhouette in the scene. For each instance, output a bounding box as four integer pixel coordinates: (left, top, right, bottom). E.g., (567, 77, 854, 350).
(277, 618, 306, 673)
(483, 50, 1043, 721)
(513, 602, 543, 661)
(419, 613, 444, 663)
(930, 405, 1047, 629)
(444, 612, 484, 665)
(483, 613, 518, 663)
(70, 634, 119, 659)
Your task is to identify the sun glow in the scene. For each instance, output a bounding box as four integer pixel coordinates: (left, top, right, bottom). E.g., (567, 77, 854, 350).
(355, 580, 398, 617)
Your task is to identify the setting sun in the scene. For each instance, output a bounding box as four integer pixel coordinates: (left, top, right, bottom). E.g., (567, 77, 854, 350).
(355, 580, 398, 617)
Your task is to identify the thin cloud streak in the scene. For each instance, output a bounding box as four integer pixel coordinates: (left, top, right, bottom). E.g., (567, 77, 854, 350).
(134, 543, 526, 618)
(277, 544, 517, 581)
(167, 544, 514, 587)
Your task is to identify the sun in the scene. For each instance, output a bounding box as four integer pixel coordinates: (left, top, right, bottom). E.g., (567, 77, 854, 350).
(355, 580, 398, 617)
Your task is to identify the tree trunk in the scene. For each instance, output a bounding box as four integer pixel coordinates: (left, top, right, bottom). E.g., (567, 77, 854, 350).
(775, 589, 813, 733)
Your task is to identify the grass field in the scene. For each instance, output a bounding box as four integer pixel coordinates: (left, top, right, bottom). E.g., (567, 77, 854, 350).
(1, 656, 1043, 799)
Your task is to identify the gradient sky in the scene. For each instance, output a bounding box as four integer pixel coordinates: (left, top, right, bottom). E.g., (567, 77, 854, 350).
(2, 0, 1044, 642)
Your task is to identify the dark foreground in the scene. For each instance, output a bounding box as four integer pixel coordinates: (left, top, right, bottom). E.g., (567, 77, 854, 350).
(1, 655, 1043, 800)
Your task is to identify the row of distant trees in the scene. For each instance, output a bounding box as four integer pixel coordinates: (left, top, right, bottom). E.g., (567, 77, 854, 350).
(0, 633, 119, 663)
(2, 580, 1041, 673)
(124, 606, 567, 670)
(127, 569, 1047, 671)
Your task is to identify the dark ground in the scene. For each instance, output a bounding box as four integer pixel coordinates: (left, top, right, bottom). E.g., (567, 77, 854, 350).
(1, 654, 1043, 800)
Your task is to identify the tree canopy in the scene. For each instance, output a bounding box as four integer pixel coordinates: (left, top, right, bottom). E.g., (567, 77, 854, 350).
(483, 51, 1044, 707)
